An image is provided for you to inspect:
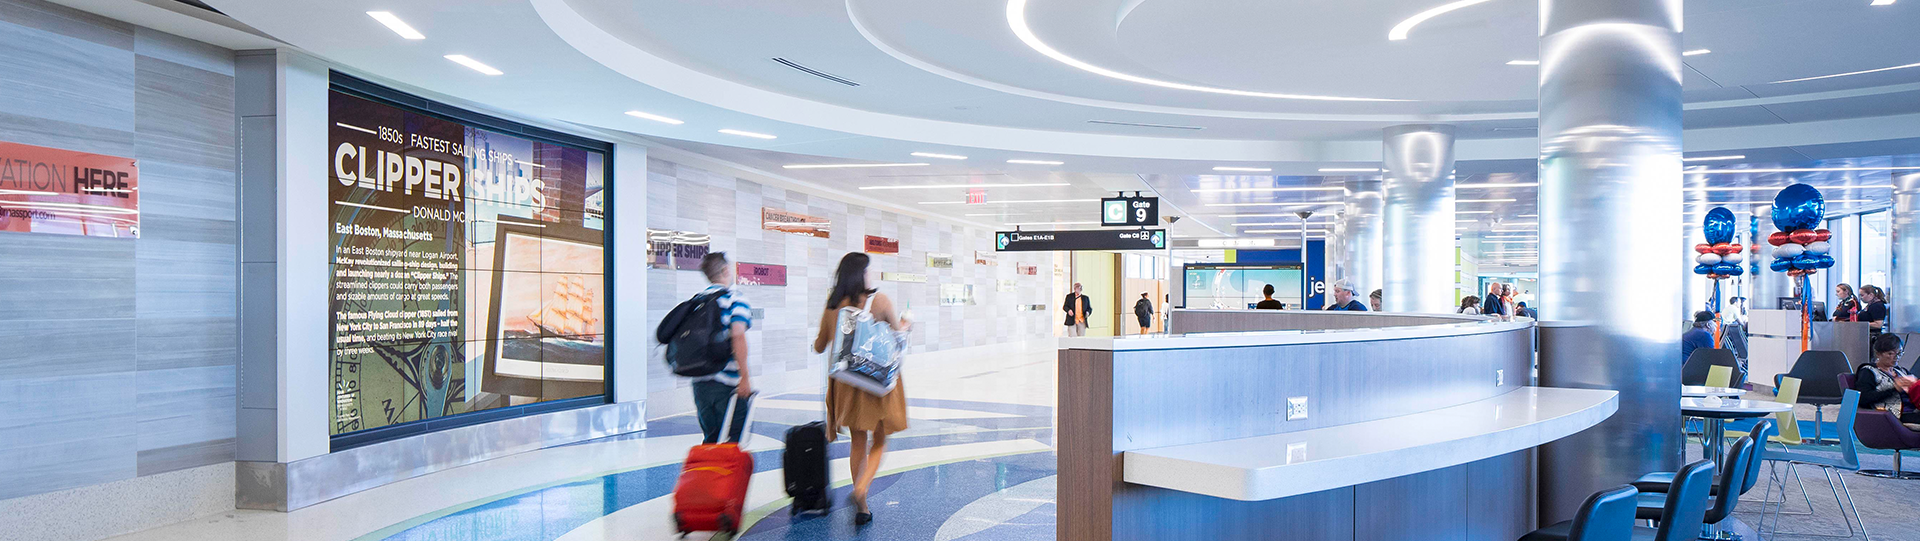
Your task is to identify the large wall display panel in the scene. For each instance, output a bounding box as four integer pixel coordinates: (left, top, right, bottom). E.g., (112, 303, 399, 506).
(326, 82, 611, 441)
(0, 141, 140, 237)
(1185, 264, 1303, 309)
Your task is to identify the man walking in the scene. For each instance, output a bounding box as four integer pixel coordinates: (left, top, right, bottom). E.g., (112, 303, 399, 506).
(691, 252, 753, 444)
(1064, 283, 1092, 336)
(1133, 292, 1154, 334)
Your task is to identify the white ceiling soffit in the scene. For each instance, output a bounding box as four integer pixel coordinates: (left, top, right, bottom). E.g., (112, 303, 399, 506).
(193, 0, 1920, 169)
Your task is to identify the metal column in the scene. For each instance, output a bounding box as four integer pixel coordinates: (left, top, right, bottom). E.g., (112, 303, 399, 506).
(1382, 125, 1457, 313)
(1894, 162, 1920, 333)
(1342, 178, 1386, 299)
(1534, 0, 1686, 524)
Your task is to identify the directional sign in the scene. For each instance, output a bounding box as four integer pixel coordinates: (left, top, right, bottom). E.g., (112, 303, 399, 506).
(1100, 196, 1158, 227)
(995, 228, 1166, 252)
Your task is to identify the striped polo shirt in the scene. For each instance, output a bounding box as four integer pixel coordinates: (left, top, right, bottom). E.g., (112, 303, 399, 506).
(693, 284, 752, 386)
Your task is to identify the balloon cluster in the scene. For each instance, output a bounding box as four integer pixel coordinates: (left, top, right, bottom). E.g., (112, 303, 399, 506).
(1766, 229, 1833, 276)
(1692, 207, 1744, 279)
(1766, 183, 1834, 277)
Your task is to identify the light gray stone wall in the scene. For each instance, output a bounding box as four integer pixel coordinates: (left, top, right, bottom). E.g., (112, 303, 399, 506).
(644, 158, 1054, 414)
(0, 0, 236, 501)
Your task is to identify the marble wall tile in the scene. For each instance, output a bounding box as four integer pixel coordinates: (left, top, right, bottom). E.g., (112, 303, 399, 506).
(0, 0, 237, 502)
(0, 18, 133, 132)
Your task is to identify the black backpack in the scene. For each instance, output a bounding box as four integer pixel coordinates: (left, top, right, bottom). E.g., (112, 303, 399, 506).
(656, 289, 731, 377)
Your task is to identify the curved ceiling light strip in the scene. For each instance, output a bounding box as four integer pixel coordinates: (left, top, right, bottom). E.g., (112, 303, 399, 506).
(1388, 0, 1499, 41)
(1005, 0, 1406, 102)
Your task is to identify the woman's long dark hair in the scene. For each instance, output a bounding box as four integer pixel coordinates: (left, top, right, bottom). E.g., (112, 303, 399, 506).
(827, 252, 878, 310)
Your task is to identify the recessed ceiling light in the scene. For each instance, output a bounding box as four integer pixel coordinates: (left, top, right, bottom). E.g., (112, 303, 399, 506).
(1456, 219, 1478, 223)
(1683, 155, 1743, 162)
(1389, 0, 1497, 41)
(366, 12, 425, 40)
(1771, 62, 1920, 84)
(1506, 60, 1541, 66)
(1872, 0, 1895, 5)
(718, 129, 776, 139)
(1457, 210, 1494, 214)
(1458, 182, 1539, 188)
(1217, 212, 1331, 218)
(444, 55, 502, 75)
(624, 110, 683, 125)
(1683, 49, 1711, 56)
(1318, 167, 1382, 172)
(1695, 166, 1920, 174)
(911, 152, 968, 160)
(1004, 221, 1100, 226)
(1457, 198, 1518, 203)
(1191, 187, 1343, 193)
(1008, 0, 1401, 102)
(1007, 159, 1064, 165)
(784, 163, 930, 170)
(862, 182, 1069, 190)
(919, 198, 1097, 205)
(1214, 166, 1273, 172)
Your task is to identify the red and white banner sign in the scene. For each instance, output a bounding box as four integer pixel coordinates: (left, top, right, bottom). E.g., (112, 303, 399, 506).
(737, 262, 787, 286)
(865, 235, 899, 254)
(0, 141, 139, 238)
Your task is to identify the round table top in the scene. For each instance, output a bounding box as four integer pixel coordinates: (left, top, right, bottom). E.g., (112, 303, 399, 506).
(1681, 386, 1746, 398)
(1681, 397, 1795, 418)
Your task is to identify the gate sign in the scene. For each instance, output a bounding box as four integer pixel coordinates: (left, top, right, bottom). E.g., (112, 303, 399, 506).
(995, 228, 1165, 252)
(1100, 196, 1158, 227)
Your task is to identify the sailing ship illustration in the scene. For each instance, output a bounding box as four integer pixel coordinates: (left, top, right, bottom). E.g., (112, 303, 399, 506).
(527, 275, 600, 338)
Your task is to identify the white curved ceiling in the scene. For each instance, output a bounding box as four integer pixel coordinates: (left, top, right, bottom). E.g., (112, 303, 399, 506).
(157, 0, 1920, 247)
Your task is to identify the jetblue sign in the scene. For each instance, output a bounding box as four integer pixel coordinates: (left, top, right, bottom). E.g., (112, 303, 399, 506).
(995, 229, 1166, 252)
(1100, 196, 1158, 227)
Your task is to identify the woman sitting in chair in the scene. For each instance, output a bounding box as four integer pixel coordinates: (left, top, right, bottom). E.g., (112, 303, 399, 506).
(1853, 333, 1920, 423)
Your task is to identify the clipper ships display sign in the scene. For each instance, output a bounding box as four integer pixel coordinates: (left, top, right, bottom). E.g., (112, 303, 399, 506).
(0, 141, 139, 238)
(994, 229, 1166, 252)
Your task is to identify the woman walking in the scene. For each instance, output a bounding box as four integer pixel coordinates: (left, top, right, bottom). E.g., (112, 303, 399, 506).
(811, 253, 911, 526)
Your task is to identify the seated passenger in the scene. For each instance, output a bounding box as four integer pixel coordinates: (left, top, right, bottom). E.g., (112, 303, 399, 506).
(1681, 311, 1714, 363)
(1854, 333, 1920, 423)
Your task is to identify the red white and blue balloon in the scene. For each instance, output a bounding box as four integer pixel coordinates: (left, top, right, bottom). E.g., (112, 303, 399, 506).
(1766, 183, 1834, 276)
(1693, 207, 1745, 279)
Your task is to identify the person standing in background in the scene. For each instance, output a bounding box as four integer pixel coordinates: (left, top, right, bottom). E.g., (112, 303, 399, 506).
(1255, 284, 1285, 310)
(1325, 280, 1367, 311)
(1481, 283, 1508, 319)
(1133, 292, 1154, 334)
(1834, 283, 1861, 322)
(1063, 283, 1092, 337)
(1859, 285, 1889, 333)
(1368, 289, 1383, 312)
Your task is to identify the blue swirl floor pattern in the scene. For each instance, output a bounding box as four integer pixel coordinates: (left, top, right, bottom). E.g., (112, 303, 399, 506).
(368, 395, 1058, 541)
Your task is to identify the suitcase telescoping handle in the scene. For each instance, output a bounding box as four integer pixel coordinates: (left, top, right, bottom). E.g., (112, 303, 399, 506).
(718, 391, 760, 445)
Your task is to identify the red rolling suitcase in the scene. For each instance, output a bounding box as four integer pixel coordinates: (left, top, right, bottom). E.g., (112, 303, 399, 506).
(673, 394, 757, 535)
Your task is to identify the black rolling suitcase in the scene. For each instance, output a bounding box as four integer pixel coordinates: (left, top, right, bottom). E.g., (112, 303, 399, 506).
(783, 421, 833, 515)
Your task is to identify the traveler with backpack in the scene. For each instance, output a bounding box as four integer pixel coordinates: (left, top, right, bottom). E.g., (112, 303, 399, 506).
(811, 253, 910, 526)
(661, 252, 755, 445)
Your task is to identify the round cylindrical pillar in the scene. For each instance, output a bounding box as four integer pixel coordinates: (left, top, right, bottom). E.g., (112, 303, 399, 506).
(1893, 163, 1920, 333)
(1534, 0, 1685, 524)
(1342, 178, 1386, 298)
(1382, 125, 1456, 313)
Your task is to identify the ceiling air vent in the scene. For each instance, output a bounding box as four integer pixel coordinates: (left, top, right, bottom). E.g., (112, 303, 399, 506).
(1086, 120, 1204, 130)
(772, 58, 860, 87)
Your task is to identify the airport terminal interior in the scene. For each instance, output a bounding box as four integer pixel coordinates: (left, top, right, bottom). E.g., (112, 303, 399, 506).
(6, 0, 1920, 540)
